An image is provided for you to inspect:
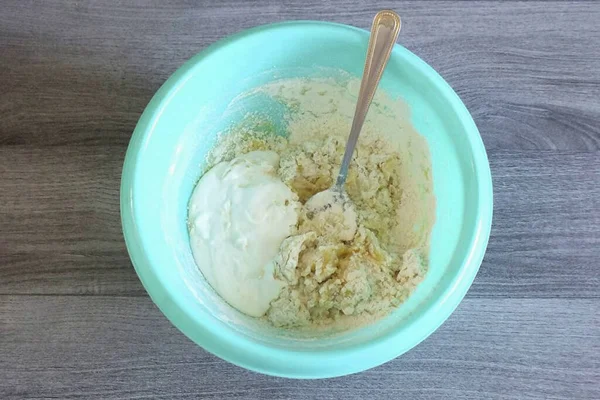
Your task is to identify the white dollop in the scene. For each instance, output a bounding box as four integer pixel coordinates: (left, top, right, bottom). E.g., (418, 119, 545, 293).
(188, 150, 300, 317)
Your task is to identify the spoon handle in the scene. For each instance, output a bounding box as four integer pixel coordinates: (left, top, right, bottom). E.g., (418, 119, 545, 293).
(336, 10, 401, 187)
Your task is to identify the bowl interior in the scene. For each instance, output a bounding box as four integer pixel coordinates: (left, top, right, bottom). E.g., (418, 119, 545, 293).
(122, 21, 492, 378)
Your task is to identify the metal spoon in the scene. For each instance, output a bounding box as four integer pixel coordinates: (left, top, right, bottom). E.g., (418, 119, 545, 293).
(304, 10, 401, 239)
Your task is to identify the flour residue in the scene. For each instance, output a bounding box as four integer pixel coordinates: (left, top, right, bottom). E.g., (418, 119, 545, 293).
(198, 76, 435, 333)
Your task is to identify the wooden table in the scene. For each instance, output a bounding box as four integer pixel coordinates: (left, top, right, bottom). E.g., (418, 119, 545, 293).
(1, 1, 599, 399)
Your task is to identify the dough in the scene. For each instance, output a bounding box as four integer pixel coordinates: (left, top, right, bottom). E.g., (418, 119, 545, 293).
(196, 77, 436, 330)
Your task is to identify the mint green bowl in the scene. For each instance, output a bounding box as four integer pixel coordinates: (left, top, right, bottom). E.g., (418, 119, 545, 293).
(120, 21, 493, 378)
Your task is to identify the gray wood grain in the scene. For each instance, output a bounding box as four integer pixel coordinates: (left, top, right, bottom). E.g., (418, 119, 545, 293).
(0, 145, 144, 295)
(2, 148, 599, 297)
(1, 297, 598, 400)
(482, 151, 600, 298)
(1, 0, 600, 398)
(1, 1, 599, 149)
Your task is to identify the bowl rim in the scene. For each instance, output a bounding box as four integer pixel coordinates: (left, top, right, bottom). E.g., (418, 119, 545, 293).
(120, 20, 493, 379)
